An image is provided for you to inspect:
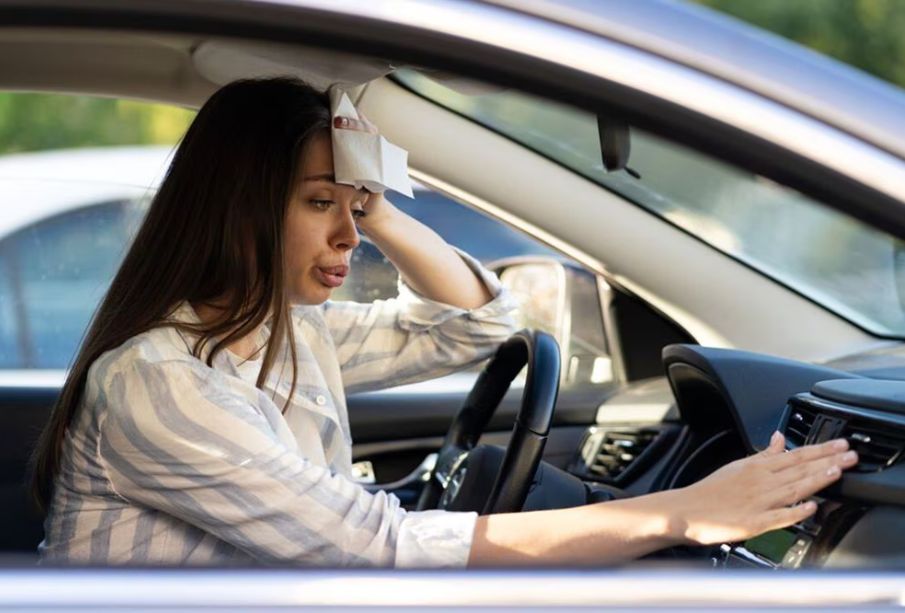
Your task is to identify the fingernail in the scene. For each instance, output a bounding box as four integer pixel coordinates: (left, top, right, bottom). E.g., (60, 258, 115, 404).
(771, 431, 782, 444)
(826, 465, 841, 477)
(843, 450, 858, 462)
(832, 438, 849, 451)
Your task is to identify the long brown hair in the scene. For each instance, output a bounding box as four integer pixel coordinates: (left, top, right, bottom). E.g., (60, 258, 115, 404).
(31, 77, 331, 510)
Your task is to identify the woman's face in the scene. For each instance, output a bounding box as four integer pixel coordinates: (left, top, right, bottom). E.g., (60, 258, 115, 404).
(285, 130, 368, 305)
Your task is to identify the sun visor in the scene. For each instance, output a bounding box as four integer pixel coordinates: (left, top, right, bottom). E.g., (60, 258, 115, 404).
(192, 40, 395, 90)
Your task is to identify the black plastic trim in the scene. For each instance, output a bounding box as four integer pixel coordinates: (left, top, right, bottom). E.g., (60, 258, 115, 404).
(826, 462, 905, 507)
(663, 344, 862, 451)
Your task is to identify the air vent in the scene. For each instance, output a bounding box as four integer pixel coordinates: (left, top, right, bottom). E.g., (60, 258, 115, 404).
(841, 419, 905, 473)
(784, 404, 817, 447)
(580, 428, 658, 482)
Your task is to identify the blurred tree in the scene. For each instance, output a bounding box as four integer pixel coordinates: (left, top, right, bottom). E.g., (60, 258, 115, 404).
(695, 0, 905, 88)
(0, 93, 194, 155)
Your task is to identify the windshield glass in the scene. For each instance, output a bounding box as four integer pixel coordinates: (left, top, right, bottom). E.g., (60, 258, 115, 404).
(395, 69, 905, 338)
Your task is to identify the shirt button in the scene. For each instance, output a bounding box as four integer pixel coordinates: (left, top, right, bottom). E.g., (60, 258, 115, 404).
(315, 394, 327, 406)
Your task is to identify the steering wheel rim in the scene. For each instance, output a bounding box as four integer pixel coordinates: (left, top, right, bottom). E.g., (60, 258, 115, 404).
(416, 329, 561, 514)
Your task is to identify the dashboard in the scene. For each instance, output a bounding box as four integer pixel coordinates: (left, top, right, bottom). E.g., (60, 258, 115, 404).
(564, 344, 905, 569)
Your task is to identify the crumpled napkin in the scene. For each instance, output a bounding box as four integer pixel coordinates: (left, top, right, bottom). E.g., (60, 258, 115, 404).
(328, 87, 414, 198)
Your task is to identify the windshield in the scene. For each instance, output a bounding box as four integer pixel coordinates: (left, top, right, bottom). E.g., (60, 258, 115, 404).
(395, 69, 905, 338)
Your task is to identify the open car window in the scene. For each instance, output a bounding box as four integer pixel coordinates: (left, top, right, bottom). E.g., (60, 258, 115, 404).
(396, 69, 905, 339)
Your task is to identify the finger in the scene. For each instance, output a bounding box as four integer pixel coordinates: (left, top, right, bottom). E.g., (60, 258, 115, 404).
(761, 431, 785, 456)
(363, 190, 383, 208)
(771, 455, 852, 506)
(763, 437, 849, 471)
(333, 116, 377, 133)
(776, 449, 858, 487)
(759, 501, 818, 533)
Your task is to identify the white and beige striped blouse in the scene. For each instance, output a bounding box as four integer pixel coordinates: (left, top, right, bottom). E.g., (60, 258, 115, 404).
(40, 252, 517, 567)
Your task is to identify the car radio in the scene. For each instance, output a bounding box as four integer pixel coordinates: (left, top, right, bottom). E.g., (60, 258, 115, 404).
(718, 525, 815, 569)
(715, 499, 841, 569)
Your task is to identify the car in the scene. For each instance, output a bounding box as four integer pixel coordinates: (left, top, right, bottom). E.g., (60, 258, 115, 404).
(2, 0, 905, 608)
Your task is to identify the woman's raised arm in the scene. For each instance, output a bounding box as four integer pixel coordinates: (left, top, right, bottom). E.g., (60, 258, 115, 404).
(357, 193, 494, 309)
(334, 113, 492, 310)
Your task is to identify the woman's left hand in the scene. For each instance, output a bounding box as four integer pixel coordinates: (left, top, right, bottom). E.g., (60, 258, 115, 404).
(333, 112, 395, 230)
(333, 114, 378, 134)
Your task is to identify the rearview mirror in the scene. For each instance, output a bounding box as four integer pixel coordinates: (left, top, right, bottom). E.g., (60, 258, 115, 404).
(597, 115, 640, 179)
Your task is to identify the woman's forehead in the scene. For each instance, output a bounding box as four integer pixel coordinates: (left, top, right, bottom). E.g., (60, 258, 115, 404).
(301, 131, 334, 179)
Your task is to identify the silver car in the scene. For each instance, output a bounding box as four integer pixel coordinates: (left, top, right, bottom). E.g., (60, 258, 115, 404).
(1, 0, 905, 608)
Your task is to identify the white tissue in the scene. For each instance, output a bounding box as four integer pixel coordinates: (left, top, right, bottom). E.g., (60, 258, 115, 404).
(328, 88, 414, 198)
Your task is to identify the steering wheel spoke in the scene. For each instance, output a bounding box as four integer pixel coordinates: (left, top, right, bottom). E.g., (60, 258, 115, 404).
(434, 445, 470, 489)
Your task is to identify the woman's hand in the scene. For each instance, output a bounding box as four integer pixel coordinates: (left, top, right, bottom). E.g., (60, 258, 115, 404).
(668, 432, 858, 545)
(332, 110, 492, 308)
(332, 114, 394, 229)
(470, 432, 859, 567)
(333, 114, 376, 133)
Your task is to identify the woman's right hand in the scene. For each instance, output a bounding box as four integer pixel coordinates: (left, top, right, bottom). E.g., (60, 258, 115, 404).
(667, 431, 858, 546)
(469, 432, 859, 567)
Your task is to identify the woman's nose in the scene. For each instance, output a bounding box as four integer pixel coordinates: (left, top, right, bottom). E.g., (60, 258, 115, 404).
(331, 206, 360, 252)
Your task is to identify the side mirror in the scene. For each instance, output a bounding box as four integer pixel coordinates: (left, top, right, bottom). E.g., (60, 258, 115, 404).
(493, 257, 620, 387)
(498, 260, 566, 342)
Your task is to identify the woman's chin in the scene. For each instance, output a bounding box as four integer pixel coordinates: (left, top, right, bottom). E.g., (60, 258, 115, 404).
(289, 284, 333, 305)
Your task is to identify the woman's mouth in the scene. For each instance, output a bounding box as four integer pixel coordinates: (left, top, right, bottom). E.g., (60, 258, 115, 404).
(314, 264, 349, 288)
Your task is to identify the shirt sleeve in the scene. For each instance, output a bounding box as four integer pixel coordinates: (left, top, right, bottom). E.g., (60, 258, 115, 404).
(322, 249, 518, 394)
(97, 359, 477, 568)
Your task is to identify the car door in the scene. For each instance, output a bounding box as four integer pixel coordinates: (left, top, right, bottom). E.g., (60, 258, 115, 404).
(2, 0, 905, 605)
(1, 0, 904, 580)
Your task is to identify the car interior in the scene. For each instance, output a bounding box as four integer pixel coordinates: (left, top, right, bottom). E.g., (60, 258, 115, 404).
(3, 15, 905, 572)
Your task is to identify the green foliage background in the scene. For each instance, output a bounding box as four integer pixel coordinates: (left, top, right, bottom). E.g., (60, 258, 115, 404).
(2, 1, 904, 156)
(0, 94, 195, 155)
(694, 0, 905, 88)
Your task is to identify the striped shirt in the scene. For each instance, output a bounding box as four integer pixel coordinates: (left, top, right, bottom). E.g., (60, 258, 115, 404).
(40, 252, 517, 567)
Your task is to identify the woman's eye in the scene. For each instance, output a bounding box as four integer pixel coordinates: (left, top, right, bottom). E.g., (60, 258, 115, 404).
(310, 199, 334, 210)
(352, 209, 367, 220)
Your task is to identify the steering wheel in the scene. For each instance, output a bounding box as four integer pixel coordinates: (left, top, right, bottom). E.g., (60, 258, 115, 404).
(416, 329, 561, 514)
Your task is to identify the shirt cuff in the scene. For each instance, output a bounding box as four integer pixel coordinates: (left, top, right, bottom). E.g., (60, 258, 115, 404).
(394, 248, 516, 330)
(394, 509, 478, 568)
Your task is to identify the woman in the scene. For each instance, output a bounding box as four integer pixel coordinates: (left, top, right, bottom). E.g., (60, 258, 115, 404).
(32, 77, 857, 567)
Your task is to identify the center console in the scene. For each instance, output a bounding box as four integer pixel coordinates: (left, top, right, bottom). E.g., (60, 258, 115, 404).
(717, 498, 863, 568)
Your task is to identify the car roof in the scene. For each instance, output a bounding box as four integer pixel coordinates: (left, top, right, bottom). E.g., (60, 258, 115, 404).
(0, 146, 174, 236)
(482, 0, 905, 160)
(0, 145, 175, 186)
